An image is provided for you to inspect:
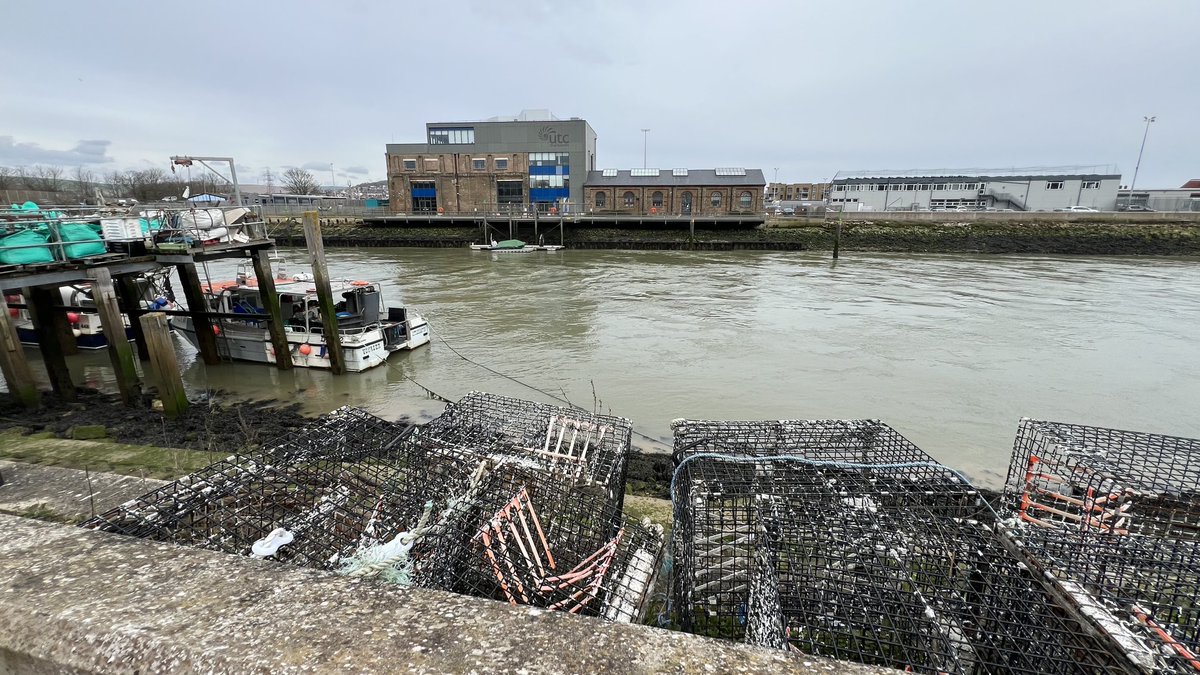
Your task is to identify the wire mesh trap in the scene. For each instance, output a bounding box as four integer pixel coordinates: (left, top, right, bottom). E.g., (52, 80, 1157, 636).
(670, 419, 1132, 674)
(82, 403, 662, 623)
(1001, 419, 1200, 672)
(418, 391, 634, 508)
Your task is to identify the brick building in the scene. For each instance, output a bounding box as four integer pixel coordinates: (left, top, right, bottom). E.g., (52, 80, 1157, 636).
(582, 168, 766, 216)
(385, 111, 596, 214)
(766, 182, 828, 202)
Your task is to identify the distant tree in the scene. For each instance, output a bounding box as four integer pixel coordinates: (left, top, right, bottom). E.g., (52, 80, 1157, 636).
(72, 166, 95, 203)
(281, 167, 321, 195)
(0, 166, 15, 190)
(24, 165, 64, 192)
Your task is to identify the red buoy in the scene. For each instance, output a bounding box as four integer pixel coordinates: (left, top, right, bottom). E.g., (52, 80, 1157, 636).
(66, 312, 81, 324)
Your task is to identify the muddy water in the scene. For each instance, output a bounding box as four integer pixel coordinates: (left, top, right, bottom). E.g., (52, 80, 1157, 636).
(10, 248, 1200, 488)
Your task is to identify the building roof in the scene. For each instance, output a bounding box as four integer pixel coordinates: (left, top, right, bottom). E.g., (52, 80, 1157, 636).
(584, 168, 766, 187)
(1181, 179, 1200, 189)
(834, 165, 1120, 180)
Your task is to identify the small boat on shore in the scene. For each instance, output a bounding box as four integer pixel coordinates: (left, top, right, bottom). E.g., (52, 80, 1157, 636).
(469, 239, 564, 253)
(175, 261, 429, 372)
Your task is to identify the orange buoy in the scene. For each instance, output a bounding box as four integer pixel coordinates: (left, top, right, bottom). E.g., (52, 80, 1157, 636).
(298, 344, 312, 356)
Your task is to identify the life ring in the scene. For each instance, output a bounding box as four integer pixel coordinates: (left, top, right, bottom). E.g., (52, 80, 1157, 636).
(350, 280, 369, 287)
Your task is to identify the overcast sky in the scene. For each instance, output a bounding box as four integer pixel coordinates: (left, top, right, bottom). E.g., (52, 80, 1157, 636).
(2, 0, 1196, 187)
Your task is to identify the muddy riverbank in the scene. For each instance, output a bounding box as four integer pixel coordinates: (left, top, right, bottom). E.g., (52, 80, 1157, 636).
(267, 218, 1200, 255)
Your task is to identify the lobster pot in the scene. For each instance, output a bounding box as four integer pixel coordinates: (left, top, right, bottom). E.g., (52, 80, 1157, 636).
(1001, 419, 1200, 672)
(670, 419, 1133, 674)
(420, 391, 634, 511)
(82, 400, 664, 624)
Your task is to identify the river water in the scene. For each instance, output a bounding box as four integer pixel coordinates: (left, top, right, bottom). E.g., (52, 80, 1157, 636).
(11, 248, 1200, 488)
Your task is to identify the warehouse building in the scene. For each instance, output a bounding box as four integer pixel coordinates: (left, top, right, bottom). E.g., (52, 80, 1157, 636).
(582, 168, 766, 216)
(830, 167, 1121, 212)
(384, 110, 596, 214)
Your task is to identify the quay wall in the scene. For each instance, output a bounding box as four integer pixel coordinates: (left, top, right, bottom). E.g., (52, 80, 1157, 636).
(0, 514, 888, 674)
(267, 216, 1200, 255)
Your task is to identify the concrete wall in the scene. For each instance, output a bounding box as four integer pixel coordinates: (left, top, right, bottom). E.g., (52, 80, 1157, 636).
(0, 515, 888, 674)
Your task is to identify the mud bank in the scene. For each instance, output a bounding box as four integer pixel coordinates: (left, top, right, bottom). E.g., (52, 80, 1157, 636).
(0, 390, 314, 452)
(268, 219, 1200, 255)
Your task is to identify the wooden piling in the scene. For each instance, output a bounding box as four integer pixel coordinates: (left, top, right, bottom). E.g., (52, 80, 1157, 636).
(25, 286, 76, 401)
(140, 312, 188, 418)
(175, 263, 222, 365)
(250, 249, 293, 370)
(833, 216, 842, 260)
(301, 211, 345, 375)
(0, 294, 39, 409)
(115, 275, 151, 361)
(87, 268, 141, 405)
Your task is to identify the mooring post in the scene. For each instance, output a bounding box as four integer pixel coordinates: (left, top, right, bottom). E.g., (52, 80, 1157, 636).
(87, 268, 141, 405)
(25, 286, 76, 401)
(301, 211, 346, 375)
(0, 294, 40, 409)
(139, 312, 188, 418)
(174, 263, 222, 365)
(833, 214, 842, 260)
(250, 249, 293, 370)
(115, 275, 151, 361)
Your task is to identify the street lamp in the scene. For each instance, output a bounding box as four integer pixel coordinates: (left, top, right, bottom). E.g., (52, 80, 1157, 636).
(329, 163, 335, 194)
(1128, 115, 1156, 208)
(640, 129, 650, 169)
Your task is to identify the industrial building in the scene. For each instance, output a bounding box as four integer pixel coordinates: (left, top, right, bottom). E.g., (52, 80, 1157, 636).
(1118, 180, 1200, 211)
(582, 168, 765, 216)
(385, 110, 597, 214)
(830, 167, 1121, 212)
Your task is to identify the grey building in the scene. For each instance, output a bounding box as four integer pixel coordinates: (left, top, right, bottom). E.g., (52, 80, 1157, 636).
(385, 110, 597, 213)
(830, 167, 1122, 212)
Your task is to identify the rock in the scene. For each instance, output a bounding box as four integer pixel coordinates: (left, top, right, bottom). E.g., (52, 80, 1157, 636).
(68, 425, 107, 440)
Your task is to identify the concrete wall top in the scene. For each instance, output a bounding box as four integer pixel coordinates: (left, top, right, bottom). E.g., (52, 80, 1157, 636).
(0, 515, 892, 674)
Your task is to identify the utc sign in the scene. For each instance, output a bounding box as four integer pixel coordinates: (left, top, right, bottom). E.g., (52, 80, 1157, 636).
(537, 125, 570, 146)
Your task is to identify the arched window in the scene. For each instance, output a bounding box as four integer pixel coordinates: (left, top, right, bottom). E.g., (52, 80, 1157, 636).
(738, 191, 752, 209)
(680, 191, 693, 214)
(623, 191, 635, 207)
(651, 191, 664, 208)
(595, 192, 606, 208)
(710, 191, 722, 207)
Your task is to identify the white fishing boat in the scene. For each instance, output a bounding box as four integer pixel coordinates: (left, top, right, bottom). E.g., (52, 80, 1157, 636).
(6, 272, 176, 349)
(174, 262, 429, 372)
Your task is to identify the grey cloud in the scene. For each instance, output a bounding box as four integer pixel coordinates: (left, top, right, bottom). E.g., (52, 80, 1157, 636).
(301, 161, 330, 171)
(343, 165, 369, 175)
(0, 137, 114, 166)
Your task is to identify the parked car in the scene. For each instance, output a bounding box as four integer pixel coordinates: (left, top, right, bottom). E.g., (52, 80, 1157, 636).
(1121, 205, 1155, 212)
(1054, 206, 1100, 213)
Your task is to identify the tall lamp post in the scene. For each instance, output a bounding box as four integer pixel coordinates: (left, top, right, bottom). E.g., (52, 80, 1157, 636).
(640, 128, 650, 169)
(329, 163, 335, 194)
(1128, 115, 1156, 209)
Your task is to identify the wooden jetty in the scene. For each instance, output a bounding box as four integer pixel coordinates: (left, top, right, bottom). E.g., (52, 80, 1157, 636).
(0, 207, 341, 412)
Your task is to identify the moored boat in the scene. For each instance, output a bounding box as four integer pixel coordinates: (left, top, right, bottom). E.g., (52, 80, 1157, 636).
(174, 262, 429, 372)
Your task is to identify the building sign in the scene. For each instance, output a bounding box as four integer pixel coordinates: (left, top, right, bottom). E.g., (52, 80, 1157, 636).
(537, 125, 570, 146)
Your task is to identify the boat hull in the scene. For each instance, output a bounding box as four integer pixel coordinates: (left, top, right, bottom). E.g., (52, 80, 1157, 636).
(175, 317, 430, 372)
